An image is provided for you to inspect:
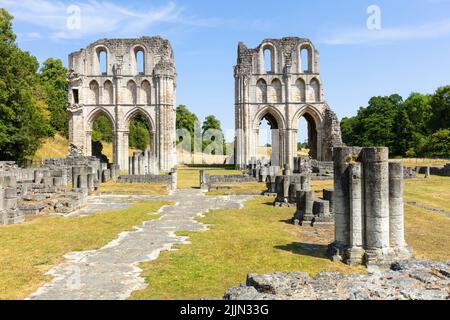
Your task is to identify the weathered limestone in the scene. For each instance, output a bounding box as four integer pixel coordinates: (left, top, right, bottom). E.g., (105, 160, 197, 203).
(67, 36, 177, 172)
(328, 147, 413, 265)
(234, 37, 344, 169)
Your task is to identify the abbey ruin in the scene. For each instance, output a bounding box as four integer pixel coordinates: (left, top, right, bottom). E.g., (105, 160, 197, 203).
(234, 37, 343, 169)
(67, 36, 177, 172)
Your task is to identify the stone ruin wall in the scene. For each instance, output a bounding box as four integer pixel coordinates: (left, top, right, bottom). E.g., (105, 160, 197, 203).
(68, 36, 177, 173)
(234, 37, 344, 170)
(0, 156, 120, 226)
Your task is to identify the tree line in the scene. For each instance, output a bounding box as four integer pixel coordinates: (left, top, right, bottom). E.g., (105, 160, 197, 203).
(341, 87, 450, 158)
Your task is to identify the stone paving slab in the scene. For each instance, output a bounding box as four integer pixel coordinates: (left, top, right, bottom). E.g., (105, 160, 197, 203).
(28, 189, 251, 300)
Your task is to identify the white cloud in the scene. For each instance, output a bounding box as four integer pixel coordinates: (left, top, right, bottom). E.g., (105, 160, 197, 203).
(323, 18, 450, 45)
(0, 0, 210, 40)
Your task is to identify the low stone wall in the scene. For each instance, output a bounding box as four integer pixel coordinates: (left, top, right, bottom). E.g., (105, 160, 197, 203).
(118, 171, 177, 190)
(199, 170, 258, 191)
(417, 164, 450, 177)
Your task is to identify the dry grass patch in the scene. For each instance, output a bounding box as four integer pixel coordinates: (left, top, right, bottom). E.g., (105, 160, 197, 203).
(404, 175, 450, 212)
(0, 201, 168, 300)
(98, 181, 169, 196)
(405, 204, 450, 261)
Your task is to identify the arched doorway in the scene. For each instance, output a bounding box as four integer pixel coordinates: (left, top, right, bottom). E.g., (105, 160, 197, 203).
(294, 109, 321, 160)
(87, 109, 116, 164)
(124, 109, 156, 174)
(256, 111, 281, 166)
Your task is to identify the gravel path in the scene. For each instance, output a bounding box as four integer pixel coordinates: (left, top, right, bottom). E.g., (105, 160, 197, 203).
(28, 189, 251, 300)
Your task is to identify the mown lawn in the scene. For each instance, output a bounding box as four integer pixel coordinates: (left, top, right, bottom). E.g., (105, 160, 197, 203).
(0, 201, 168, 300)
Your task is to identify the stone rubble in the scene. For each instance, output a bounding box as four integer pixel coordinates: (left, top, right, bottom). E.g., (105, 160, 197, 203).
(224, 260, 450, 300)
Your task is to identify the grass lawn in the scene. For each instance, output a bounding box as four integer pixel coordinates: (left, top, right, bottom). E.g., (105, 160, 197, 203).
(131, 196, 365, 300)
(98, 181, 169, 196)
(131, 175, 450, 300)
(0, 201, 168, 300)
(404, 175, 450, 212)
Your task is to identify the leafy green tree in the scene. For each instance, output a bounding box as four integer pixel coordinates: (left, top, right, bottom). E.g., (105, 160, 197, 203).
(129, 114, 150, 151)
(392, 93, 432, 156)
(422, 129, 450, 158)
(341, 95, 402, 155)
(429, 86, 450, 132)
(39, 58, 68, 136)
(202, 115, 224, 154)
(0, 9, 51, 161)
(92, 115, 113, 143)
(176, 105, 199, 151)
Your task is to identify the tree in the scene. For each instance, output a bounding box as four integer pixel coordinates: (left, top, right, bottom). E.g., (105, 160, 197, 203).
(39, 58, 68, 136)
(202, 115, 224, 154)
(202, 115, 221, 132)
(176, 105, 199, 151)
(341, 94, 402, 155)
(429, 86, 450, 132)
(129, 114, 150, 151)
(422, 129, 450, 158)
(0, 9, 51, 161)
(392, 93, 431, 156)
(92, 115, 113, 143)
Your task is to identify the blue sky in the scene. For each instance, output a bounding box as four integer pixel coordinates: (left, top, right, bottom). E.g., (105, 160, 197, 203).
(2, 0, 450, 137)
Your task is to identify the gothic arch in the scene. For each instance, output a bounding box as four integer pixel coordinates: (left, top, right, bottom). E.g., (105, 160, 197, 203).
(256, 78, 268, 103)
(140, 80, 151, 105)
(291, 105, 323, 130)
(103, 80, 113, 105)
(269, 78, 282, 103)
(131, 44, 148, 75)
(260, 42, 277, 73)
(88, 80, 100, 105)
(299, 43, 314, 73)
(293, 78, 306, 102)
(123, 107, 156, 132)
(126, 80, 137, 105)
(94, 46, 109, 75)
(253, 106, 286, 130)
(310, 77, 321, 102)
(86, 107, 115, 131)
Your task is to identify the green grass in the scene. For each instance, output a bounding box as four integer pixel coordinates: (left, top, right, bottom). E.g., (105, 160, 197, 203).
(131, 196, 365, 300)
(0, 201, 168, 300)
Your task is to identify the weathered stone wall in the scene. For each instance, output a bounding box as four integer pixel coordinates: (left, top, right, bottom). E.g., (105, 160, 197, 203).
(199, 170, 258, 191)
(417, 164, 450, 177)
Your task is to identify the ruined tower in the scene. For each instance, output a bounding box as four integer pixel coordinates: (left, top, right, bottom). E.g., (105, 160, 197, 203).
(234, 37, 343, 169)
(67, 36, 177, 172)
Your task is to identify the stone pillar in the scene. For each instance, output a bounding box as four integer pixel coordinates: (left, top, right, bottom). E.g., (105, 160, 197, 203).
(389, 161, 405, 248)
(200, 170, 208, 191)
(72, 167, 82, 189)
(333, 147, 353, 246)
(87, 173, 95, 193)
(169, 168, 177, 191)
(129, 157, 133, 175)
(424, 166, 430, 178)
(361, 148, 390, 261)
(133, 153, 139, 175)
(347, 162, 364, 264)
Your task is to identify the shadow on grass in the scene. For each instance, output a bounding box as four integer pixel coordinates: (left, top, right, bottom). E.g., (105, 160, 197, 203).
(274, 242, 329, 259)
